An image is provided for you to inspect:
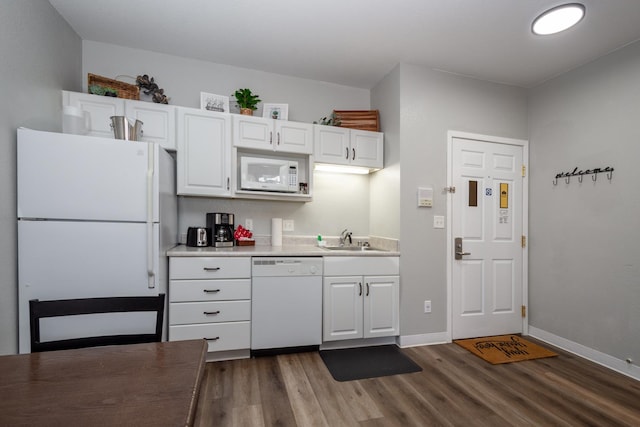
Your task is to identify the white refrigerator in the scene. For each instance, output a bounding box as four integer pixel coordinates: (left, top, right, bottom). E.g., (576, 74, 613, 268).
(17, 128, 177, 353)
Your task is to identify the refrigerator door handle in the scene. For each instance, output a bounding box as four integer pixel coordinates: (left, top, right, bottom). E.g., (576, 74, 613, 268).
(147, 144, 155, 288)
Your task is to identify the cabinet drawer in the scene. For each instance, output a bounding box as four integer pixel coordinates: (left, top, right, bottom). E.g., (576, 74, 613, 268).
(324, 256, 400, 276)
(169, 322, 250, 352)
(170, 257, 250, 279)
(170, 279, 251, 302)
(170, 301, 250, 325)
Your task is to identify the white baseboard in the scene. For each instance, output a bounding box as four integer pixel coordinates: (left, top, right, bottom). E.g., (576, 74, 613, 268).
(528, 326, 639, 382)
(319, 336, 397, 350)
(398, 332, 449, 348)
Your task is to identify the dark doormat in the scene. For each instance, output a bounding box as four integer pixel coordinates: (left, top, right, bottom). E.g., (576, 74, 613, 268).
(320, 345, 422, 382)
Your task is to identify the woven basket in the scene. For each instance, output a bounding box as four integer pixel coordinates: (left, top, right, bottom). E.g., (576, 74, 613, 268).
(87, 73, 140, 100)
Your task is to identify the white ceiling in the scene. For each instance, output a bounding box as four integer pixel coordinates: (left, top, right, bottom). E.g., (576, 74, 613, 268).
(49, 0, 640, 89)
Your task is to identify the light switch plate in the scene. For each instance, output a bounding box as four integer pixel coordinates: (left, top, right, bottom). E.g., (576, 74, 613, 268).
(433, 216, 445, 229)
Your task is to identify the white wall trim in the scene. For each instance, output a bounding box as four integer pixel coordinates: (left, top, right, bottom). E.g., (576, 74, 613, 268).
(319, 336, 396, 350)
(528, 326, 640, 382)
(398, 332, 449, 348)
(446, 130, 529, 340)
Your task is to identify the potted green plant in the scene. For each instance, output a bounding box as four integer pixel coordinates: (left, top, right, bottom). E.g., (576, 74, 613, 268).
(232, 88, 261, 115)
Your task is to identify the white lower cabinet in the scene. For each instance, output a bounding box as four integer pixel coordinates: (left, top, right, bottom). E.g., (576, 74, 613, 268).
(322, 257, 399, 341)
(169, 257, 251, 353)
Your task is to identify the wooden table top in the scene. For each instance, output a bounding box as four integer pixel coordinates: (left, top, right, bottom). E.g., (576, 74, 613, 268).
(0, 339, 207, 427)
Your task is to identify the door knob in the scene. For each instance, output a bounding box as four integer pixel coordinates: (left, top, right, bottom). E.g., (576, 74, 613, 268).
(454, 237, 471, 260)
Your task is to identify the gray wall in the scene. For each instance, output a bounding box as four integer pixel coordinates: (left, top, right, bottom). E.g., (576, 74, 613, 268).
(528, 41, 640, 362)
(0, 0, 81, 355)
(370, 65, 401, 239)
(83, 41, 373, 239)
(391, 64, 528, 336)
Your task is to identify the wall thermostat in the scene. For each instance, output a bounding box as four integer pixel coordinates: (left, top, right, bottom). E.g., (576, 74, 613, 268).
(418, 187, 433, 207)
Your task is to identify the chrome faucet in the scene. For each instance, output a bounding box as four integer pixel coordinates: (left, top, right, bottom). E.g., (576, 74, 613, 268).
(339, 229, 353, 246)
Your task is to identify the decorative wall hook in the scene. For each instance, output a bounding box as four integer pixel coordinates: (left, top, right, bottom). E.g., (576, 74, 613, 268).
(553, 165, 614, 186)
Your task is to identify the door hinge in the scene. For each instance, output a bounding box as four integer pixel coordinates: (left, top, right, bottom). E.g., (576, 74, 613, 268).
(445, 186, 456, 193)
(521, 305, 527, 318)
(522, 165, 526, 177)
(521, 235, 526, 248)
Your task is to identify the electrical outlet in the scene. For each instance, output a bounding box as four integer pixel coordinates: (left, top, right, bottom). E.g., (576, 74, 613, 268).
(424, 300, 432, 313)
(283, 219, 294, 231)
(433, 216, 445, 229)
(245, 219, 253, 230)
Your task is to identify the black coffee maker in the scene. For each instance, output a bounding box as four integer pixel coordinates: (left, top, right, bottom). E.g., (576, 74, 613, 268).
(207, 213, 235, 247)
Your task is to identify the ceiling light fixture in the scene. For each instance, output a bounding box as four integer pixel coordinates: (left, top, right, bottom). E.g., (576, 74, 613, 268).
(532, 3, 585, 35)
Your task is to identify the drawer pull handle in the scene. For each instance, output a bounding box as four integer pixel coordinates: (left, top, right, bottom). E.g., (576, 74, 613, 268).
(203, 289, 221, 293)
(205, 337, 220, 341)
(204, 311, 221, 315)
(203, 267, 221, 271)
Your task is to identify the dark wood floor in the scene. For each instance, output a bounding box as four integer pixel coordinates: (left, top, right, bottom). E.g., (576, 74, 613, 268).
(194, 338, 640, 426)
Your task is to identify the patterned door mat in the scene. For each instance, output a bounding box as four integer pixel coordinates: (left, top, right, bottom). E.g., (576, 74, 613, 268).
(454, 335, 558, 364)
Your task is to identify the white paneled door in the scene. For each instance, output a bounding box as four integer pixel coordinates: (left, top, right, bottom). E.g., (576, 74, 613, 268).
(451, 135, 526, 339)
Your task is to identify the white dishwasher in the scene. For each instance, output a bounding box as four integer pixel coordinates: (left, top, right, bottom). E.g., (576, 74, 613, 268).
(251, 257, 323, 355)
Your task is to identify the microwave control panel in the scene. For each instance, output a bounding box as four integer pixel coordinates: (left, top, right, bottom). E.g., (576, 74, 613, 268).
(289, 166, 298, 188)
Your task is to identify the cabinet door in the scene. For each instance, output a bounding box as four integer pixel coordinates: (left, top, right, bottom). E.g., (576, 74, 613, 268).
(176, 107, 231, 197)
(351, 130, 384, 168)
(276, 121, 313, 154)
(314, 125, 350, 165)
(232, 115, 273, 150)
(322, 276, 363, 341)
(66, 91, 124, 138)
(363, 276, 399, 338)
(125, 100, 176, 151)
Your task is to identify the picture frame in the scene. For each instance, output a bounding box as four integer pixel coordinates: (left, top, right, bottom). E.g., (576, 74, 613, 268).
(200, 92, 230, 113)
(263, 103, 289, 120)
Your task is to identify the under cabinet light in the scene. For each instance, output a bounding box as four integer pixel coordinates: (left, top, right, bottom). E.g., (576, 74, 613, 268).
(314, 164, 373, 175)
(532, 3, 585, 35)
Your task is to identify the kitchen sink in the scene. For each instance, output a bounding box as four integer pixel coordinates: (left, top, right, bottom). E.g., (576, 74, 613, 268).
(322, 245, 382, 251)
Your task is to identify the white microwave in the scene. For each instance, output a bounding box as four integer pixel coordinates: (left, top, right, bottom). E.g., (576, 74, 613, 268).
(240, 156, 299, 193)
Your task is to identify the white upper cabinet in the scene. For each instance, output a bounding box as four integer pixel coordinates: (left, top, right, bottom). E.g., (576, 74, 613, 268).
(314, 125, 383, 169)
(232, 115, 313, 154)
(350, 129, 384, 168)
(63, 91, 176, 151)
(125, 101, 176, 151)
(64, 91, 124, 139)
(176, 107, 231, 197)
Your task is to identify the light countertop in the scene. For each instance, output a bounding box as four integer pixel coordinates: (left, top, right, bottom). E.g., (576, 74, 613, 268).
(167, 235, 400, 257)
(167, 244, 399, 257)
